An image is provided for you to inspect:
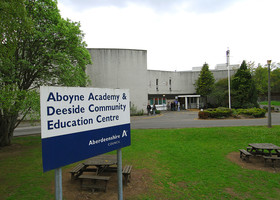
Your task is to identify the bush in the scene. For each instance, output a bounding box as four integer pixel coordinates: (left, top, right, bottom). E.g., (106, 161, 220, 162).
(198, 111, 209, 119)
(211, 108, 232, 118)
(262, 106, 275, 112)
(198, 107, 266, 119)
(198, 108, 232, 119)
(155, 110, 161, 114)
(236, 108, 266, 118)
(130, 104, 144, 116)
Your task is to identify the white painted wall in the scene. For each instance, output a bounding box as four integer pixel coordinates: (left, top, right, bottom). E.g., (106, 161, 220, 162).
(86, 48, 148, 112)
(85, 48, 236, 112)
(147, 69, 235, 95)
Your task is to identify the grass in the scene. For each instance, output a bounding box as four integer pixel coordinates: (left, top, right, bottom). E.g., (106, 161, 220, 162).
(259, 101, 280, 106)
(1, 126, 280, 199)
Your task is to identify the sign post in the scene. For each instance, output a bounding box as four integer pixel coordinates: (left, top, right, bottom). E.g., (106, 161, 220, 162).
(40, 87, 131, 199)
(117, 149, 123, 200)
(55, 168, 62, 200)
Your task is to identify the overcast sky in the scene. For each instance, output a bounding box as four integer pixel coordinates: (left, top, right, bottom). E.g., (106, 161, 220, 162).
(57, 0, 279, 71)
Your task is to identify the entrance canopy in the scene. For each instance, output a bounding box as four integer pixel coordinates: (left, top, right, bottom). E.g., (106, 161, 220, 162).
(178, 95, 201, 110)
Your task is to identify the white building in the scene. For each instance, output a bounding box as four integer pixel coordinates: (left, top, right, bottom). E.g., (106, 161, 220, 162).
(86, 48, 236, 112)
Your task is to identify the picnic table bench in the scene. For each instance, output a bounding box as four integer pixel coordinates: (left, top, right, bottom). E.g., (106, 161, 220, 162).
(249, 143, 280, 157)
(69, 163, 87, 180)
(263, 156, 280, 167)
(83, 154, 117, 175)
(239, 149, 252, 161)
(79, 174, 111, 192)
(122, 165, 132, 185)
(240, 143, 280, 167)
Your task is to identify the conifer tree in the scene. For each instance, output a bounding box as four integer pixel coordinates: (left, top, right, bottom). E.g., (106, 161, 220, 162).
(231, 60, 258, 108)
(195, 63, 215, 108)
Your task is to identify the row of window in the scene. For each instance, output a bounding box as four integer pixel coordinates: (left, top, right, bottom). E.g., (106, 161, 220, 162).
(150, 98, 167, 105)
(150, 97, 197, 105)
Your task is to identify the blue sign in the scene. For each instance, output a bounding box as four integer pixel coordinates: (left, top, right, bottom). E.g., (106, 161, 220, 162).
(40, 87, 131, 172)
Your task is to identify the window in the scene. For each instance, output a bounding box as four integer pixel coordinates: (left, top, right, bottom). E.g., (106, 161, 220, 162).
(169, 78, 171, 91)
(156, 79, 159, 91)
(190, 97, 196, 103)
(150, 97, 167, 105)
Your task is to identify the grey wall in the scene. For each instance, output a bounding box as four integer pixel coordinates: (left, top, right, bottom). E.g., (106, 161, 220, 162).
(85, 48, 236, 112)
(147, 69, 235, 95)
(86, 48, 148, 112)
(148, 70, 199, 95)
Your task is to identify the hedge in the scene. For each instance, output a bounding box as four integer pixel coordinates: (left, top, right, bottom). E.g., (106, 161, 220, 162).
(198, 107, 266, 119)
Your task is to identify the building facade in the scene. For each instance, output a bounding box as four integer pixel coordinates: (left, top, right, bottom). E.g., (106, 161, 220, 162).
(86, 48, 148, 112)
(86, 48, 236, 112)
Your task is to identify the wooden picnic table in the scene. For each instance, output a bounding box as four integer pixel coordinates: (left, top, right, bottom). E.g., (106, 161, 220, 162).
(248, 143, 280, 156)
(76, 154, 117, 192)
(71, 154, 133, 191)
(239, 143, 280, 167)
(83, 154, 117, 175)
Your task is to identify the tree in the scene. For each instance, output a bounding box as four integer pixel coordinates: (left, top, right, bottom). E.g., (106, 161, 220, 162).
(0, 0, 92, 147)
(195, 63, 215, 108)
(208, 78, 228, 107)
(271, 67, 280, 95)
(252, 64, 268, 98)
(231, 61, 258, 108)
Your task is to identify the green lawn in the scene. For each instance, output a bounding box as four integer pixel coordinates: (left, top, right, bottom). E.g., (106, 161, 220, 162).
(1, 126, 280, 199)
(260, 101, 280, 106)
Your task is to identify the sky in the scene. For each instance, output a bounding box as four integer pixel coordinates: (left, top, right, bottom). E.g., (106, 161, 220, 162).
(57, 0, 279, 71)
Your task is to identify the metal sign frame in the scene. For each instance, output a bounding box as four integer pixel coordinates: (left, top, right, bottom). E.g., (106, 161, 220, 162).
(40, 86, 131, 172)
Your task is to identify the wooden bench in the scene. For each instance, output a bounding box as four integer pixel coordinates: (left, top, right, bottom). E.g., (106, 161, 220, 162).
(122, 165, 132, 185)
(69, 163, 87, 180)
(239, 149, 252, 161)
(79, 174, 111, 192)
(263, 156, 280, 167)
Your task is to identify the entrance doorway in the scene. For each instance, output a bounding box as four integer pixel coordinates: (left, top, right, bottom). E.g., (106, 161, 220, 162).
(178, 97, 186, 110)
(178, 95, 201, 110)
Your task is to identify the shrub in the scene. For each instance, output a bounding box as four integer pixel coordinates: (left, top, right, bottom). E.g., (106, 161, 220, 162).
(130, 104, 144, 116)
(155, 110, 161, 114)
(198, 111, 209, 119)
(198, 107, 266, 119)
(199, 108, 232, 119)
(262, 106, 274, 112)
(236, 108, 266, 118)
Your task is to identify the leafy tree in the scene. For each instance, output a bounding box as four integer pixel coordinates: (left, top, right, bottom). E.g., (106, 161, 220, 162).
(252, 64, 268, 97)
(195, 63, 215, 107)
(231, 61, 258, 108)
(271, 67, 280, 95)
(0, 0, 92, 146)
(208, 78, 228, 107)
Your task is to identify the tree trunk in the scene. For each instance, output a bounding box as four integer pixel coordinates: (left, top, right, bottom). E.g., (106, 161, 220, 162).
(0, 115, 18, 147)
